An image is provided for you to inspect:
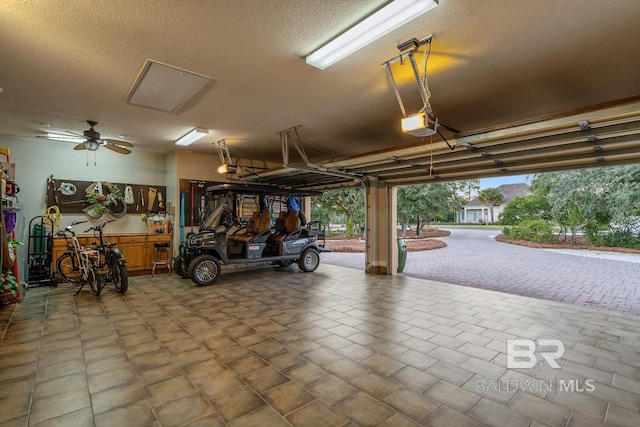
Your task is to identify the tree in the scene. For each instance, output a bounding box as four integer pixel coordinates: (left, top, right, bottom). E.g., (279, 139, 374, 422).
(309, 203, 333, 236)
(457, 179, 481, 202)
(477, 187, 504, 224)
(499, 193, 551, 225)
(531, 171, 587, 244)
(397, 183, 462, 235)
(531, 166, 640, 246)
(311, 188, 364, 237)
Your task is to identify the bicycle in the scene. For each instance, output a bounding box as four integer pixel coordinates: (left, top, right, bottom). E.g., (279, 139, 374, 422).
(85, 219, 128, 295)
(56, 220, 128, 295)
(55, 220, 102, 295)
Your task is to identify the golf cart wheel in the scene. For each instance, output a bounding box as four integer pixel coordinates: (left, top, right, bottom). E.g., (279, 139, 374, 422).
(297, 248, 320, 272)
(189, 255, 221, 286)
(277, 260, 294, 268)
(174, 254, 189, 278)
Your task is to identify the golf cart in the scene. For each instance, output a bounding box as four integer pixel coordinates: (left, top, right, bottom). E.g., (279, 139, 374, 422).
(176, 182, 329, 285)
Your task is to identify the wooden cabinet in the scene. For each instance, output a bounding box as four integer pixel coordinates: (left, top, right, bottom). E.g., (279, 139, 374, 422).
(52, 239, 68, 273)
(117, 235, 148, 272)
(52, 234, 173, 274)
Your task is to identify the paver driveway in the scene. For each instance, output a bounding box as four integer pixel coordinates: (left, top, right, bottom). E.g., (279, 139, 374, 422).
(322, 228, 640, 316)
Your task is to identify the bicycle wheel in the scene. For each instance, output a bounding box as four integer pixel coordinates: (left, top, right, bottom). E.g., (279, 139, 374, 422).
(87, 266, 100, 295)
(112, 263, 128, 293)
(56, 253, 82, 284)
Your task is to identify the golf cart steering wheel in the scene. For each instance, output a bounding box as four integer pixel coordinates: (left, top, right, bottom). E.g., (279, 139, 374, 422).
(221, 210, 242, 228)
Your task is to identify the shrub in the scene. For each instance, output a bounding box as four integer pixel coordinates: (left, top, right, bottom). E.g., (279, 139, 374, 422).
(502, 219, 554, 243)
(587, 230, 640, 249)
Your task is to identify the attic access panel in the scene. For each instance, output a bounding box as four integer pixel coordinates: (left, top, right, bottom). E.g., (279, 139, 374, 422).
(125, 59, 211, 113)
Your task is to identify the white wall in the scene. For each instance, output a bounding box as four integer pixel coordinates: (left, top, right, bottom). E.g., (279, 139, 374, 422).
(0, 135, 168, 234)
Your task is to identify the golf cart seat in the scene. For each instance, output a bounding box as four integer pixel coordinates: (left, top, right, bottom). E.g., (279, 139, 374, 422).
(229, 211, 272, 243)
(269, 210, 303, 243)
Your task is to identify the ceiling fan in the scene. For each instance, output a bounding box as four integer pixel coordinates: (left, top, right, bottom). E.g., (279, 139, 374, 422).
(40, 121, 133, 154)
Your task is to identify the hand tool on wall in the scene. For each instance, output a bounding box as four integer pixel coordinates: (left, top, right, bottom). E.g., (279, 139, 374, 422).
(157, 191, 164, 209)
(46, 175, 59, 206)
(137, 189, 145, 211)
(61, 199, 87, 205)
(148, 187, 157, 211)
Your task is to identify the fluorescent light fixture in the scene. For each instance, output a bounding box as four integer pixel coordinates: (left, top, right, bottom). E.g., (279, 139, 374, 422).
(401, 112, 438, 137)
(306, 0, 438, 70)
(175, 128, 208, 146)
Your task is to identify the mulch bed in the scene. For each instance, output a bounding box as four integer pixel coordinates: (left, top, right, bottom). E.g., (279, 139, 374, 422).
(325, 229, 640, 254)
(495, 233, 640, 254)
(325, 228, 450, 253)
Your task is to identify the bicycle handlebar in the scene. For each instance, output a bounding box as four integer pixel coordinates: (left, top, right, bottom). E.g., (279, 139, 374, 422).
(57, 220, 88, 236)
(85, 219, 117, 233)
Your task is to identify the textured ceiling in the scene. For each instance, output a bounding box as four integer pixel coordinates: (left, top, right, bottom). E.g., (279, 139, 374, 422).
(1, 0, 639, 175)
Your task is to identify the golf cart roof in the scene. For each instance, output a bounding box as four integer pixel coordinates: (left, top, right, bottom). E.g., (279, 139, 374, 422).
(205, 182, 322, 197)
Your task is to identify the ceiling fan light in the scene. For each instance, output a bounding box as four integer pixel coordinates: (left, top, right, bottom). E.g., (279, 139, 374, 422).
(306, 0, 439, 70)
(84, 140, 100, 151)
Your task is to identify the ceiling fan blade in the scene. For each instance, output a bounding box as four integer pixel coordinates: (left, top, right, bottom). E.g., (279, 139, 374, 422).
(104, 138, 133, 147)
(105, 144, 132, 155)
(73, 143, 87, 151)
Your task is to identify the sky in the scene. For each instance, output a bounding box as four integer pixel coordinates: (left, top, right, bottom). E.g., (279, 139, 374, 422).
(479, 174, 530, 189)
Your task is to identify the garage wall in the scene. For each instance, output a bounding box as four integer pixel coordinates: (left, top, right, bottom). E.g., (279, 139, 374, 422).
(0, 135, 168, 234)
(171, 150, 220, 250)
(175, 150, 219, 182)
(0, 136, 280, 263)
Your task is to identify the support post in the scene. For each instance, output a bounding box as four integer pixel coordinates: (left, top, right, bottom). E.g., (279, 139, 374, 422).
(302, 196, 311, 226)
(364, 179, 397, 275)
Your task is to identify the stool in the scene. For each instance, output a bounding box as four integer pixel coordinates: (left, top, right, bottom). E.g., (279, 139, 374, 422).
(151, 242, 172, 276)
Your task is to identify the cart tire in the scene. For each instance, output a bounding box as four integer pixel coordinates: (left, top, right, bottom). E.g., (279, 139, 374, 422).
(56, 253, 82, 284)
(112, 263, 128, 293)
(189, 255, 221, 286)
(297, 248, 320, 272)
(174, 254, 189, 278)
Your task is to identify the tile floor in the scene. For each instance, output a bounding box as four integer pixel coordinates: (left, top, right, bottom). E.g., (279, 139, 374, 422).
(0, 264, 639, 426)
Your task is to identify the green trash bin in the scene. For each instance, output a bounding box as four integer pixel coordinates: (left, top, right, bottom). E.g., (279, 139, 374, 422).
(397, 238, 407, 273)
